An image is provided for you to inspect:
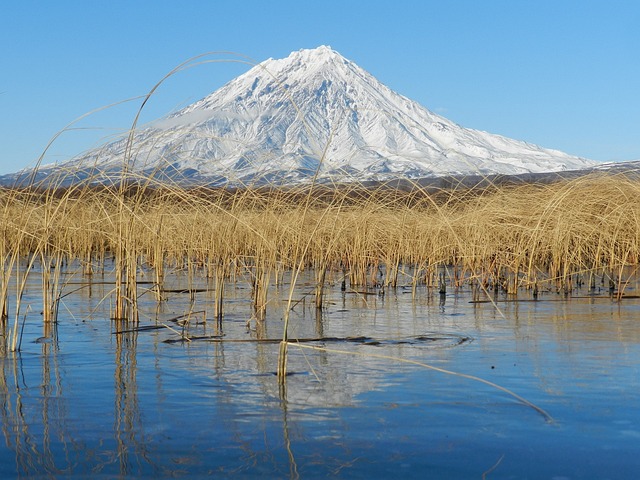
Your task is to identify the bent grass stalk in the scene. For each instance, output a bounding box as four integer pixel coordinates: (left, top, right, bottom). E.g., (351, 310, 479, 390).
(289, 342, 554, 423)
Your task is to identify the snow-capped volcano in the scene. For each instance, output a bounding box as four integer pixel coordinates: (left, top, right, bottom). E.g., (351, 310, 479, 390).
(14, 46, 597, 186)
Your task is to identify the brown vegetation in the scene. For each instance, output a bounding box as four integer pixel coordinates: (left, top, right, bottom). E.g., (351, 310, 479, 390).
(1, 171, 639, 356)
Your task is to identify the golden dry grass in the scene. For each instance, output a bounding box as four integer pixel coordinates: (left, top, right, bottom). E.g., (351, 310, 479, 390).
(1, 169, 639, 363)
(1, 171, 638, 298)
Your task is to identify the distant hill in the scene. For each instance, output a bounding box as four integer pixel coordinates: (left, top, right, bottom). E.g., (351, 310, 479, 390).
(2, 46, 599, 188)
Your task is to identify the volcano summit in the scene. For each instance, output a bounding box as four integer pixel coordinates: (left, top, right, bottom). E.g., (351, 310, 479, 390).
(13, 46, 596, 186)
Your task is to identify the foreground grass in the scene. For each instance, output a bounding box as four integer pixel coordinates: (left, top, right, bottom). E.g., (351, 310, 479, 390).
(1, 172, 638, 298)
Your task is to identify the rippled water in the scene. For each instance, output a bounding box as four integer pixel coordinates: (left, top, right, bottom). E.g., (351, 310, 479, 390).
(1, 268, 640, 478)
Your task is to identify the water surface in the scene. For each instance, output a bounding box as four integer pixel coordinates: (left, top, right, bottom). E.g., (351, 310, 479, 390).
(1, 271, 639, 478)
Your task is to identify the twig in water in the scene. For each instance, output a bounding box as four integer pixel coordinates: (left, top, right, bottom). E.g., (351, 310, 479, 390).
(161, 323, 191, 342)
(482, 454, 505, 479)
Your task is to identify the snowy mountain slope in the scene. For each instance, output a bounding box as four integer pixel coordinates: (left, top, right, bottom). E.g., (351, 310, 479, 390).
(9, 46, 597, 186)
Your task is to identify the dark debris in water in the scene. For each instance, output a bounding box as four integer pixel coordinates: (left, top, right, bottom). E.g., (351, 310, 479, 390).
(338, 334, 471, 347)
(112, 317, 471, 347)
(113, 325, 166, 334)
(159, 333, 471, 347)
(162, 288, 212, 294)
(255, 371, 309, 377)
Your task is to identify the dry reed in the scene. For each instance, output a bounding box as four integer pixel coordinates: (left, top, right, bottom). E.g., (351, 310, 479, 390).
(1, 172, 639, 333)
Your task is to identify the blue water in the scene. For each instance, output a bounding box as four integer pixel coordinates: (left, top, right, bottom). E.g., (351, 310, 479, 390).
(1, 273, 639, 478)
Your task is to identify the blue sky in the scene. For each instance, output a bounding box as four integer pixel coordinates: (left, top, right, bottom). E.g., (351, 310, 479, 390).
(1, 0, 639, 174)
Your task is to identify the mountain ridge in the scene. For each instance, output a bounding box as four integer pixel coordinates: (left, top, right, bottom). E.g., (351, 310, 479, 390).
(4, 46, 598, 187)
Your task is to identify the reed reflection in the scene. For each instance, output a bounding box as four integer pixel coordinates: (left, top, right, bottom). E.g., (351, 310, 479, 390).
(112, 323, 153, 476)
(0, 324, 80, 477)
(279, 384, 300, 480)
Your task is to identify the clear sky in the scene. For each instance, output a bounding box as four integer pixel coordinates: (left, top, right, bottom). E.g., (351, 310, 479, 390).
(1, 0, 639, 174)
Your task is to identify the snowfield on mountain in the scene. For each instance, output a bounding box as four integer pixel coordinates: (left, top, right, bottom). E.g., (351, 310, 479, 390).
(11, 46, 597, 186)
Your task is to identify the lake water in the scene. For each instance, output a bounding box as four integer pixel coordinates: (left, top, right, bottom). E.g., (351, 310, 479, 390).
(1, 268, 640, 478)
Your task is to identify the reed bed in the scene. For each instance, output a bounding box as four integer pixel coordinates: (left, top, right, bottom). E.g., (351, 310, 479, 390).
(1, 171, 640, 354)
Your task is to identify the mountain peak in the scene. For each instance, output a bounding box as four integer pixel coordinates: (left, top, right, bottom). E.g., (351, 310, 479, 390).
(12, 47, 597, 187)
(273, 45, 342, 64)
(292, 45, 339, 60)
(256, 45, 350, 80)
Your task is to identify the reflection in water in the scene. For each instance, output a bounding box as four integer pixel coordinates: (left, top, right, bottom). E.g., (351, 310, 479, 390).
(40, 320, 60, 475)
(1, 356, 32, 475)
(112, 324, 150, 477)
(0, 323, 79, 477)
(1, 270, 640, 477)
(315, 307, 324, 338)
(278, 383, 300, 480)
